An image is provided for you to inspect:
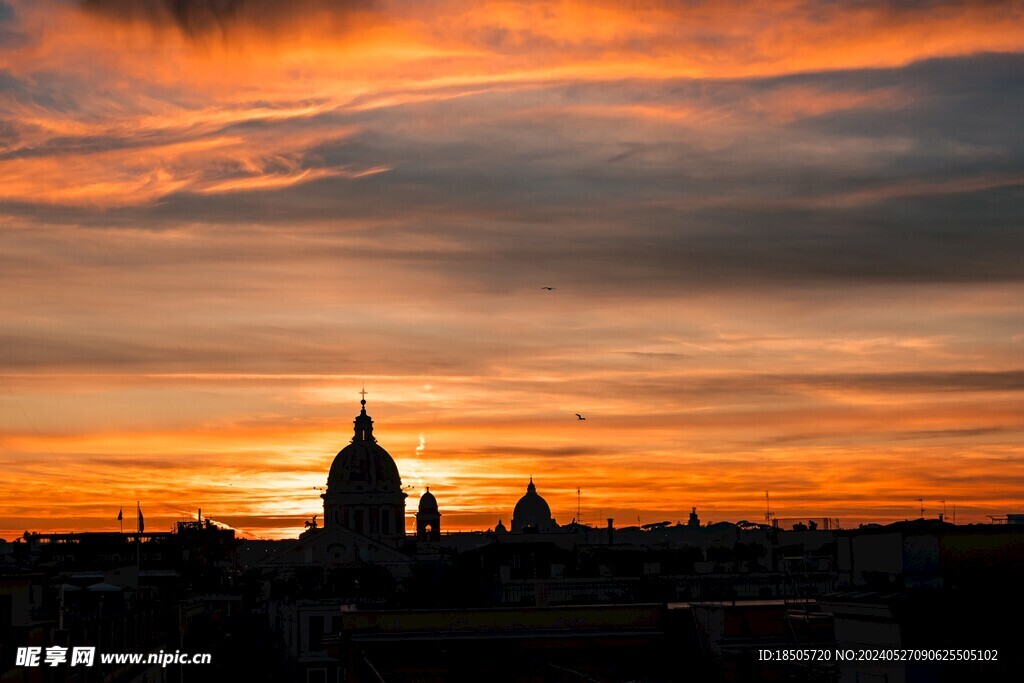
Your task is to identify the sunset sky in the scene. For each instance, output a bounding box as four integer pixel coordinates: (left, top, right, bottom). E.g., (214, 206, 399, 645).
(2, 0, 1023, 539)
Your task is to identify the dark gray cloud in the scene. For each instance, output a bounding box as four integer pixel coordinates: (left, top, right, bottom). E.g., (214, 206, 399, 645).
(443, 445, 619, 459)
(556, 371, 1024, 406)
(0, 68, 107, 114)
(0, 29, 27, 48)
(774, 370, 1024, 393)
(80, 0, 375, 38)
(775, 54, 1024, 163)
(2, 54, 1023, 297)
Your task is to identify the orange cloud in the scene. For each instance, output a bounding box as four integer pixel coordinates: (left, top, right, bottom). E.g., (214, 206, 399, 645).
(2, 1, 1023, 539)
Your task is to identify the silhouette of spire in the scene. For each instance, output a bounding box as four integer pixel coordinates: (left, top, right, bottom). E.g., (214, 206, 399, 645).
(353, 391, 374, 442)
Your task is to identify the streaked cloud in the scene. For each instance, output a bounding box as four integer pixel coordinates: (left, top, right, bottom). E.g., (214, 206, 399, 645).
(1, 0, 1022, 538)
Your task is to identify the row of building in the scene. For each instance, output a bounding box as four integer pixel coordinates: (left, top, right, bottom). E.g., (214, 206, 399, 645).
(3, 400, 1023, 681)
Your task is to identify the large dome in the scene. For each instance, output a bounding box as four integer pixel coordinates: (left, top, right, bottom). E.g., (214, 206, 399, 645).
(322, 398, 407, 542)
(512, 478, 556, 533)
(327, 400, 402, 494)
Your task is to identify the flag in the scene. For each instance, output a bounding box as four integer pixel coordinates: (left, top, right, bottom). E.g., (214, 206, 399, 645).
(137, 503, 144, 534)
(117, 508, 122, 521)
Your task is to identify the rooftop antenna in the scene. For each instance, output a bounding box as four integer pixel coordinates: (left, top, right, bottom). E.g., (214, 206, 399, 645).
(764, 491, 774, 522)
(939, 499, 947, 522)
(916, 498, 924, 519)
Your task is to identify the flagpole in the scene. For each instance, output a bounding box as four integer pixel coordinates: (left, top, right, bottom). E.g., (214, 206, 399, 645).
(136, 501, 141, 575)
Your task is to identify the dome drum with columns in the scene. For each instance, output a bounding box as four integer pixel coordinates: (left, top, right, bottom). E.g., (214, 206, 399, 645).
(322, 398, 407, 545)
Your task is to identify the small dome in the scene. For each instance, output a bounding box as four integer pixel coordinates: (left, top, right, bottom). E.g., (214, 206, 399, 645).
(512, 478, 555, 533)
(495, 519, 508, 534)
(418, 487, 438, 513)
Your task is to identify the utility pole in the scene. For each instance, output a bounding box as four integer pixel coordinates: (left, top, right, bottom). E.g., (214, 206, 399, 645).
(577, 486, 581, 525)
(916, 498, 924, 519)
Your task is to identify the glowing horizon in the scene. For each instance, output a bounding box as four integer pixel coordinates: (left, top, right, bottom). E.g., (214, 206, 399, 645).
(2, 0, 1023, 540)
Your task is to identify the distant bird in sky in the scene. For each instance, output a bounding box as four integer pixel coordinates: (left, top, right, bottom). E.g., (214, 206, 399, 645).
(541, 287, 556, 290)
(575, 413, 586, 420)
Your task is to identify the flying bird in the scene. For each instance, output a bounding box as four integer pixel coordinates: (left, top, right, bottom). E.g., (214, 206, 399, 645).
(541, 287, 556, 291)
(575, 413, 586, 420)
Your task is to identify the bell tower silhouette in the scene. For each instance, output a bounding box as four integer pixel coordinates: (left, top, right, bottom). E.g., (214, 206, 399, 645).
(416, 487, 441, 541)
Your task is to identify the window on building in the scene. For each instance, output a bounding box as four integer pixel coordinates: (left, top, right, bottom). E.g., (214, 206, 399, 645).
(307, 616, 325, 654)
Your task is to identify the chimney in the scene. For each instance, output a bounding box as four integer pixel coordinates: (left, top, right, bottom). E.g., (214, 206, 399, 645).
(607, 518, 614, 545)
